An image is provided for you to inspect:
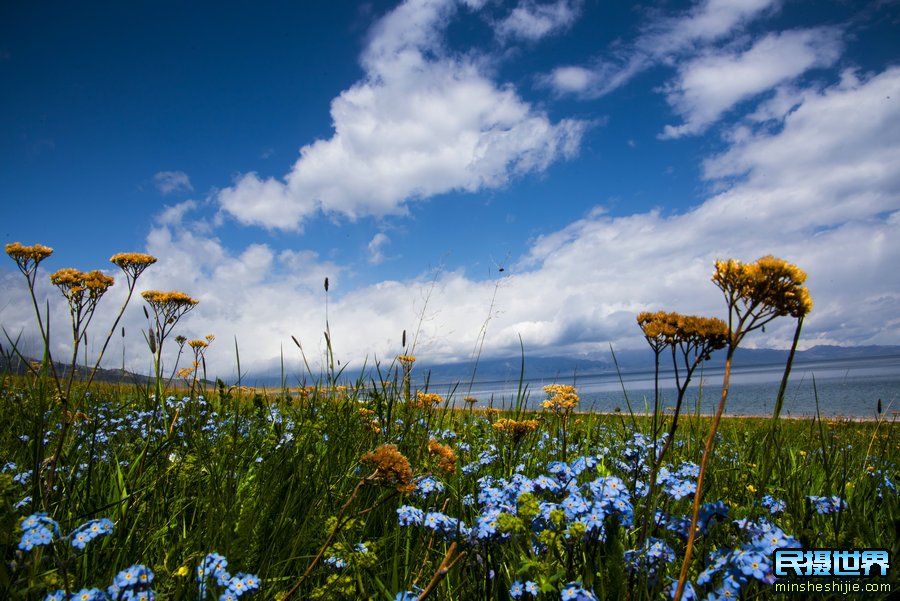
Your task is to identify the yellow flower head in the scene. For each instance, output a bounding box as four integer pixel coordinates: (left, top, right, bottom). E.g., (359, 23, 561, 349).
(411, 390, 443, 409)
(142, 291, 199, 343)
(636, 311, 679, 349)
(463, 396, 478, 405)
(50, 267, 86, 295)
(142, 290, 199, 308)
(110, 252, 157, 282)
(188, 339, 209, 349)
(493, 418, 540, 442)
(398, 355, 416, 365)
(51, 268, 114, 304)
(82, 270, 115, 296)
(427, 437, 457, 474)
(5, 242, 53, 275)
(542, 384, 580, 413)
(637, 311, 728, 354)
(713, 255, 813, 319)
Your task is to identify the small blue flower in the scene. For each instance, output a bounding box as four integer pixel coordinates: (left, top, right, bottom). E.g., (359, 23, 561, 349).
(761, 494, 786, 515)
(667, 578, 697, 600)
(397, 505, 425, 527)
(510, 580, 525, 598)
(324, 555, 347, 569)
(561, 582, 597, 600)
(807, 495, 846, 515)
(71, 588, 104, 601)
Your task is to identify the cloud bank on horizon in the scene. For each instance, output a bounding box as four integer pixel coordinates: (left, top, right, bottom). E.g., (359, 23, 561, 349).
(2, 0, 898, 379)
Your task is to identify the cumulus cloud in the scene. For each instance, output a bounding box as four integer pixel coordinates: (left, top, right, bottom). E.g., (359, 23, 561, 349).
(660, 27, 842, 138)
(217, 0, 586, 231)
(496, 0, 581, 42)
(544, 0, 780, 97)
(153, 170, 193, 195)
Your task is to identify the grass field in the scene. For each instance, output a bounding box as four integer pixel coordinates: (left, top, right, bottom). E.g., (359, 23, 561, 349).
(1, 372, 897, 600)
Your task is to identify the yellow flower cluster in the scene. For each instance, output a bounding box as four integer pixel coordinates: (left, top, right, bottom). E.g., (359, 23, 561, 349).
(542, 384, 580, 413)
(410, 390, 443, 409)
(398, 355, 416, 364)
(427, 438, 457, 474)
(110, 252, 157, 282)
(463, 396, 478, 405)
(142, 290, 199, 327)
(360, 444, 416, 494)
(142, 290, 199, 308)
(50, 268, 115, 303)
(188, 339, 209, 349)
(636, 311, 728, 356)
(5, 242, 53, 275)
(359, 408, 382, 433)
(492, 418, 540, 442)
(713, 255, 813, 319)
(176, 365, 197, 379)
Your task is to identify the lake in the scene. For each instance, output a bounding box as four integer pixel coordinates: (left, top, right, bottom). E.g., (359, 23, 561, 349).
(452, 355, 900, 418)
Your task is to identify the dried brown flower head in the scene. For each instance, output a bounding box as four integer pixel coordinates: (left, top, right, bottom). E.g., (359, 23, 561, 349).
(427, 438, 457, 474)
(360, 444, 415, 494)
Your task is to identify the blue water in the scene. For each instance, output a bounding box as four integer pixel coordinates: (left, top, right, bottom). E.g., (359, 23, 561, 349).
(456, 356, 900, 418)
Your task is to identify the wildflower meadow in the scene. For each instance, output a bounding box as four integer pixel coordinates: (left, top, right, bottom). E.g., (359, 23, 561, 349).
(1, 243, 897, 600)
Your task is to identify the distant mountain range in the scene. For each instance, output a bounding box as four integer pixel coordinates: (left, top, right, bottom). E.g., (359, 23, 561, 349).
(4, 345, 898, 389)
(417, 345, 900, 386)
(0, 354, 153, 385)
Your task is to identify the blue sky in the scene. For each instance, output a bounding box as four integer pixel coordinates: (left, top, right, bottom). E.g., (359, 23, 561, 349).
(2, 0, 899, 378)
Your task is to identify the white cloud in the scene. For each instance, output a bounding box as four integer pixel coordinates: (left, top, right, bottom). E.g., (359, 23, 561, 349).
(6, 66, 898, 383)
(156, 199, 198, 226)
(496, 0, 581, 42)
(548, 65, 594, 94)
(544, 0, 780, 97)
(660, 27, 842, 138)
(367, 232, 391, 265)
(210, 65, 900, 369)
(217, 0, 586, 231)
(153, 170, 193, 195)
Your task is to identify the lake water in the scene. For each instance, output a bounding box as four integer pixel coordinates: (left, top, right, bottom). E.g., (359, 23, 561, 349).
(453, 356, 900, 418)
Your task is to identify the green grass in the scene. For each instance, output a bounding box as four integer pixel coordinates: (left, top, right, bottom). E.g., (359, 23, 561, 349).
(1, 369, 897, 600)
